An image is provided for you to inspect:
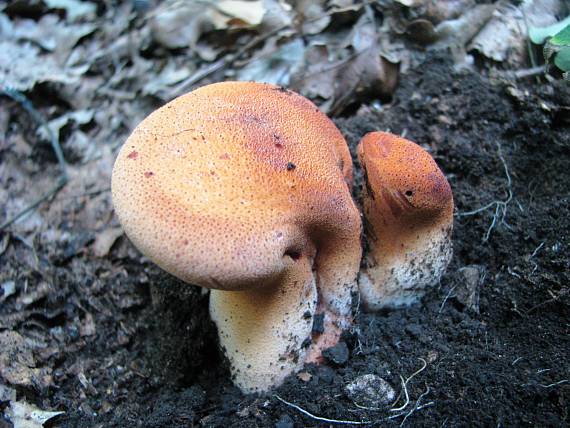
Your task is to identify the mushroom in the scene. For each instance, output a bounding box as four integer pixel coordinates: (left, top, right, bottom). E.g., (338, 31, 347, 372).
(357, 132, 453, 310)
(111, 81, 362, 392)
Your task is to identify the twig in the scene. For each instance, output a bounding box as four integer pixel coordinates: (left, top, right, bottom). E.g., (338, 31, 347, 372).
(274, 394, 371, 425)
(0, 86, 69, 230)
(508, 65, 547, 79)
(455, 142, 513, 241)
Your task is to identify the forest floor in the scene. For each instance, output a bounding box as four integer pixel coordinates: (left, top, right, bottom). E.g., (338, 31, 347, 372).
(1, 1, 569, 427)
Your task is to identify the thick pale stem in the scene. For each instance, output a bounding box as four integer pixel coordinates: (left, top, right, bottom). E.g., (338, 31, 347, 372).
(359, 223, 453, 310)
(209, 257, 317, 393)
(306, 235, 361, 363)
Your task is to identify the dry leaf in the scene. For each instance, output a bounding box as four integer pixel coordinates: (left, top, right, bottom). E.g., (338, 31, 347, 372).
(330, 46, 399, 115)
(79, 312, 96, 337)
(150, 1, 214, 50)
(0, 41, 88, 91)
(44, 0, 96, 22)
(142, 62, 194, 97)
(297, 0, 330, 35)
(290, 42, 336, 100)
(0, 331, 54, 390)
(215, 0, 266, 27)
(6, 401, 64, 428)
(150, 0, 269, 50)
(329, 17, 399, 115)
(235, 38, 305, 85)
(469, 0, 563, 65)
(0, 383, 16, 402)
(92, 227, 124, 258)
(37, 110, 94, 143)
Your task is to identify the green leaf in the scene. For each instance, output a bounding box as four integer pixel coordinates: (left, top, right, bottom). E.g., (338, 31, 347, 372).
(529, 16, 570, 44)
(550, 25, 570, 47)
(553, 46, 570, 71)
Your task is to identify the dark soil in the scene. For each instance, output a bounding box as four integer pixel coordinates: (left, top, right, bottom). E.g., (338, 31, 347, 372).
(1, 56, 569, 427)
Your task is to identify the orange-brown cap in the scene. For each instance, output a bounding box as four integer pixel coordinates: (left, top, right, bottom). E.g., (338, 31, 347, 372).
(357, 132, 453, 310)
(111, 81, 362, 392)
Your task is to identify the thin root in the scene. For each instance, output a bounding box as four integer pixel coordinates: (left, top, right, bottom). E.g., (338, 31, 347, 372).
(391, 358, 428, 412)
(274, 394, 371, 425)
(456, 142, 513, 242)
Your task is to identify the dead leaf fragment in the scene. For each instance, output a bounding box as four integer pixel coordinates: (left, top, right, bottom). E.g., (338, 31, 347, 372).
(44, 0, 96, 22)
(92, 227, 124, 257)
(0, 41, 88, 91)
(150, 0, 270, 50)
(0, 383, 16, 402)
(150, 1, 214, 50)
(37, 110, 94, 143)
(297, 0, 331, 35)
(216, 0, 266, 27)
(235, 38, 305, 85)
(469, 0, 563, 66)
(6, 401, 64, 428)
(290, 42, 336, 100)
(79, 312, 96, 337)
(0, 331, 53, 390)
(1, 280, 16, 303)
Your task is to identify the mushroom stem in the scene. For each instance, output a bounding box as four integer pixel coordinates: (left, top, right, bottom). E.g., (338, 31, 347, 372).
(210, 256, 317, 393)
(306, 236, 361, 362)
(359, 223, 453, 309)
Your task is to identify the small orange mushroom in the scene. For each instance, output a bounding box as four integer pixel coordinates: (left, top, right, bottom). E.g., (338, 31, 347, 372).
(111, 82, 362, 392)
(357, 132, 453, 310)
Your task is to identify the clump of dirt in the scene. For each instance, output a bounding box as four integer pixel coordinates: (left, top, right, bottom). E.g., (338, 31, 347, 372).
(1, 56, 569, 427)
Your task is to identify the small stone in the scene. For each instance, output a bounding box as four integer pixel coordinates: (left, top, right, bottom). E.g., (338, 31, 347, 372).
(322, 341, 349, 366)
(345, 374, 396, 408)
(405, 324, 423, 338)
(455, 265, 485, 313)
(316, 365, 335, 384)
(311, 313, 324, 334)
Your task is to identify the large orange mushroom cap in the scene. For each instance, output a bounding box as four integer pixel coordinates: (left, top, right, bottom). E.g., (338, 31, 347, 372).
(357, 132, 453, 310)
(111, 82, 362, 392)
